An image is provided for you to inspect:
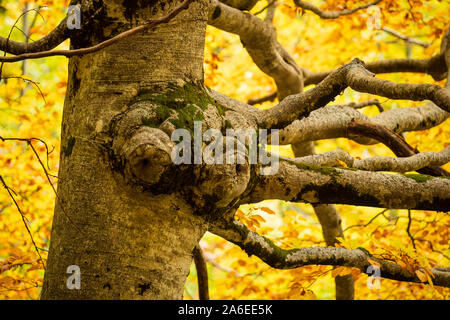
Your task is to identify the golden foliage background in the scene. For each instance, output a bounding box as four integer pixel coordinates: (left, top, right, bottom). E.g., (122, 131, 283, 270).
(0, 0, 448, 299)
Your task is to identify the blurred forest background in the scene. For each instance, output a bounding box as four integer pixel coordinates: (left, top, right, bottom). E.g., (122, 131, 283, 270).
(0, 0, 449, 299)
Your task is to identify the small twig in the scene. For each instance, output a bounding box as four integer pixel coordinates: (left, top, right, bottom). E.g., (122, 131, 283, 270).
(0, 175, 46, 271)
(0, 6, 46, 79)
(305, 267, 333, 289)
(26, 6, 46, 44)
(381, 27, 430, 48)
(343, 209, 388, 232)
(0, 285, 40, 293)
(337, 99, 384, 113)
(2, 76, 46, 104)
(406, 210, 416, 249)
(414, 238, 450, 261)
(1, 136, 53, 169)
(248, 91, 277, 105)
(293, 0, 382, 19)
(203, 253, 242, 277)
(0, 136, 82, 232)
(253, 0, 276, 16)
(27, 140, 82, 233)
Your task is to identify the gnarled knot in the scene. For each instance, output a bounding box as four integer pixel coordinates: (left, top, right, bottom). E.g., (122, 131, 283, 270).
(122, 127, 174, 185)
(107, 83, 252, 208)
(107, 102, 177, 187)
(189, 135, 251, 209)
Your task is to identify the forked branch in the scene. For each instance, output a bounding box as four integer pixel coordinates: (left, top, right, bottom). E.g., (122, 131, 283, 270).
(257, 58, 450, 129)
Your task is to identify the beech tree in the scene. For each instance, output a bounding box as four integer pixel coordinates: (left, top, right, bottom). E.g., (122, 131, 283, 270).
(0, 0, 449, 299)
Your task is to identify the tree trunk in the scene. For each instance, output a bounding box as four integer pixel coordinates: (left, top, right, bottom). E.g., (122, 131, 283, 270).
(42, 0, 209, 299)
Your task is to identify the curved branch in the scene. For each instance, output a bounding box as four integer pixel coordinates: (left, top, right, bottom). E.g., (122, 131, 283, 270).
(250, 53, 448, 97)
(340, 99, 384, 112)
(381, 27, 430, 48)
(294, 0, 382, 19)
(347, 119, 449, 176)
(346, 66, 450, 112)
(209, 219, 450, 287)
(241, 160, 450, 211)
(283, 147, 450, 174)
(0, 0, 193, 63)
(208, 0, 303, 99)
(281, 149, 354, 168)
(279, 103, 447, 147)
(304, 53, 447, 85)
(260, 57, 450, 129)
(258, 58, 450, 129)
(0, 11, 69, 55)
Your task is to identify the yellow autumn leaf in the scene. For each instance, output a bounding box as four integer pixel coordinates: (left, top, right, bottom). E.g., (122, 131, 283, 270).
(331, 266, 353, 277)
(251, 215, 266, 223)
(415, 269, 428, 283)
(331, 267, 340, 278)
(259, 207, 276, 215)
(336, 159, 348, 168)
(367, 258, 381, 267)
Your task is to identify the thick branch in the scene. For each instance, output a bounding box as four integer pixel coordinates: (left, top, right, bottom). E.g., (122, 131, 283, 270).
(258, 59, 367, 128)
(0, 14, 68, 55)
(209, 219, 450, 287)
(250, 54, 448, 97)
(347, 119, 449, 176)
(208, 0, 303, 98)
(279, 103, 448, 147)
(346, 66, 450, 112)
(281, 149, 354, 168)
(355, 149, 450, 174)
(258, 58, 450, 129)
(242, 160, 450, 211)
(303, 53, 447, 85)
